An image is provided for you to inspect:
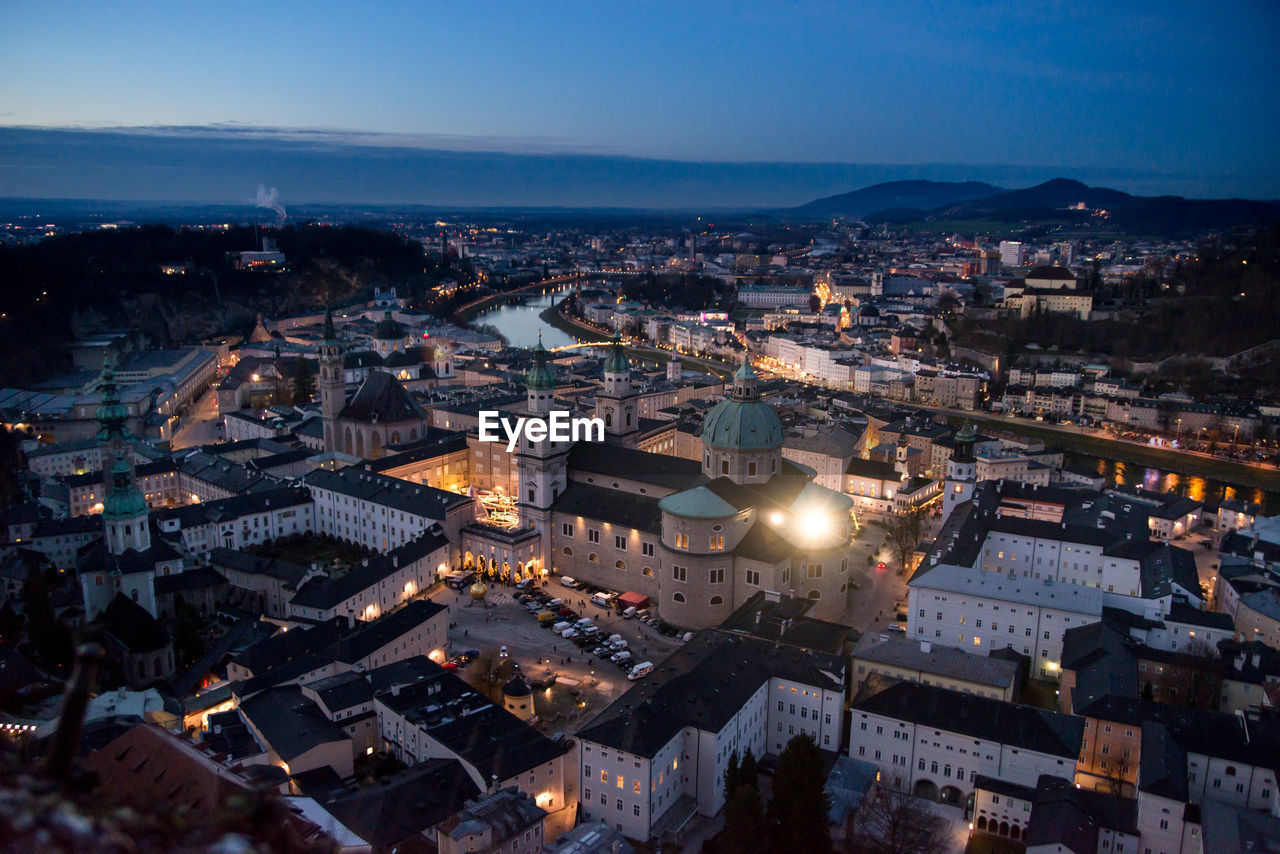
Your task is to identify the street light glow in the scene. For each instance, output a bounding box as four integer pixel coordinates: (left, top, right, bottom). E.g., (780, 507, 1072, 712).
(770, 511, 784, 525)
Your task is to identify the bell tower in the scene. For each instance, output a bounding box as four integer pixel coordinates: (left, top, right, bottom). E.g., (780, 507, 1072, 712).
(596, 337, 638, 447)
(942, 422, 978, 524)
(318, 306, 345, 453)
(516, 335, 568, 573)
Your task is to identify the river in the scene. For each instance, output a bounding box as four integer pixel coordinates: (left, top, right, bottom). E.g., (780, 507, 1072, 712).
(471, 292, 579, 349)
(1065, 452, 1278, 515)
(471, 293, 1280, 514)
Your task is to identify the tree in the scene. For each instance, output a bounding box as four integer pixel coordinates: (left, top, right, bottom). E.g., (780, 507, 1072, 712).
(292, 360, 316, 404)
(767, 734, 832, 854)
(466, 648, 515, 703)
(723, 781, 769, 853)
(850, 788, 945, 854)
(887, 508, 926, 576)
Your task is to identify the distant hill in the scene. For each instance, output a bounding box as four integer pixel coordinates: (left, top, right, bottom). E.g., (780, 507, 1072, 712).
(791, 180, 1004, 218)
(872, 178, 1280, 234)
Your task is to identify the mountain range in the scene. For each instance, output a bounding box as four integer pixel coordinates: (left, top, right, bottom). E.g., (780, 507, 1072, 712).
(792, 178, 1280, 234)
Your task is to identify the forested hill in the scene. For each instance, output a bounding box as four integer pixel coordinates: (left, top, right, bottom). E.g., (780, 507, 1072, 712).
(792, 180, 1004, 218)
(0, 225, 447, 387)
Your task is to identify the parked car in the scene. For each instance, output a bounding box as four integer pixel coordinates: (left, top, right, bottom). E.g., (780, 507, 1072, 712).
(553, 621, 571, 633)
(610, 650, 632, 664)
(559, 628, 579, 639)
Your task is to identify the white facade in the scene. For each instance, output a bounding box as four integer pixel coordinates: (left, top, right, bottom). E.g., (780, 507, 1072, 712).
(850, 706, 1077, 798)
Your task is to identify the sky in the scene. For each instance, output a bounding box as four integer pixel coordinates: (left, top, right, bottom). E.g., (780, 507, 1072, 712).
(1, 0, 1277, 207)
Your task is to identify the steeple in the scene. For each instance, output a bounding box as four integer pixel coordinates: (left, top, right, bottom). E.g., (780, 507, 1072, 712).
(597, 336, 637, 444)
(525, 333, 556, 414)
(323, 304, 337, 343)
(318, 303, 345, 453)
(95, 357, 132, 446)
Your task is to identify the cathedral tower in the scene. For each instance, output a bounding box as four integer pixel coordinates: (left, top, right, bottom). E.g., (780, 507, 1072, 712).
(941, 422, 977, 524)
(318, 306, 345, 453)
(596, 337, 638, 447)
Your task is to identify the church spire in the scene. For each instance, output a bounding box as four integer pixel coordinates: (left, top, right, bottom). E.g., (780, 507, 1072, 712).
(323, 304, 336, 343)
(95, 356, 132, 445)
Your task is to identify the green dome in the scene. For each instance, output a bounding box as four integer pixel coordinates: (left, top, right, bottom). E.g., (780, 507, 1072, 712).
(658, 486, 738, 519)
(101, 455, 147, 520)
(700, 397, 783, 450)
(374, 310, 406, 340)
(603, 340, 630, 374)
(955, 422, 976, 443)
(526, 334, 555, 391)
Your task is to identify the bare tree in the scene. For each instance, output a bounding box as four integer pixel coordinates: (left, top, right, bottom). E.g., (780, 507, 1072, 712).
(850, 787, 946, 854)
(887, 508, 926, 576)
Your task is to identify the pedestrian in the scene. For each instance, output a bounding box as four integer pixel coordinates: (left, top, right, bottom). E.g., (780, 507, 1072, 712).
(553, 644, 557, 652)
(464, 629, 469, 637)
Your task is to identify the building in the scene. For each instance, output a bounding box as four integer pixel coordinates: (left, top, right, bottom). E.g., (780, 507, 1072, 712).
(436, 788, 547, 854)
(576, 630, 845, 841)
(851, 678, 1083, 805)
(548, 358, 856, 626)
(851, 634, 1020, 701)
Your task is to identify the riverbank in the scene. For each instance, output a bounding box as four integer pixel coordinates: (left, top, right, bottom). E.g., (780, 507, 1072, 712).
(542, 302, 735, 377)
(946, 412, 1280, 493)
(453, 274, 582, 324)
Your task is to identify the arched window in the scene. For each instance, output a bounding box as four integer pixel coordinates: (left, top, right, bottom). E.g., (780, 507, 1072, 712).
(605, 413, 612, 428)
(672, 592, 685, 603)
(371, 432, 382, 457)
(807, 590, 821, 599)
(390, 431, 401, 444)
(710, 595, 723, 606)
(615, 560, 625, 570)
(409, 428, 417, 441)
(589, 553, 599, 563)
(344, 427, 354, 455)
(562, 547, 573, 556)
(642, 566, 653, 577)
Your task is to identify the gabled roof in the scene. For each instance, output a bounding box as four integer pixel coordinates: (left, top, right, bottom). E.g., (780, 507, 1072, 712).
(339, 370, 426, 423)
(326, 759, 480, 846)
(102, 593, 171, 653)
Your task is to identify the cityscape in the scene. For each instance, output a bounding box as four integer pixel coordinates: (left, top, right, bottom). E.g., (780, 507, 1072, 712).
(1, 3, 1279, 854)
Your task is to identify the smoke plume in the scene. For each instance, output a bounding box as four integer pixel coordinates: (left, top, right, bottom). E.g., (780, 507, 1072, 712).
(254, 184, 287, 219)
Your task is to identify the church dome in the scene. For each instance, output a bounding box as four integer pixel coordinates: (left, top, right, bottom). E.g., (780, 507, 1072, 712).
(374, 311, 407, 340)
(700, 357, 782, 451)
(700, 397, 783, 450)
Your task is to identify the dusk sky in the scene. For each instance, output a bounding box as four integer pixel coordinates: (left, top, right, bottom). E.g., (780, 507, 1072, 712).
(2, 1, 1277, 206)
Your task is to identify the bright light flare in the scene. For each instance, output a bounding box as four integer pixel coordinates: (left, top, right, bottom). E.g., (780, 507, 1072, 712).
(770, 511, 785, 525)
(800, 510, 830, 540)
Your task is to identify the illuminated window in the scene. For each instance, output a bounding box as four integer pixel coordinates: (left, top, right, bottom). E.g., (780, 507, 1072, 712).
(675, 533, 689, 549)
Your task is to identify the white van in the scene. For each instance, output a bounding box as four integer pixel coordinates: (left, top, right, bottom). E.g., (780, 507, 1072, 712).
(559, 576, 577, 589)
(610, 650, 632, 664)
(627, 661, 654, 680)
(606, 634, 624, 645)
(622, 606, 637, 619)
(553, 621, 571, 633)
(590, 592, 611, 608)
(574, 617, 594, 629)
